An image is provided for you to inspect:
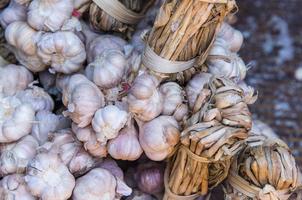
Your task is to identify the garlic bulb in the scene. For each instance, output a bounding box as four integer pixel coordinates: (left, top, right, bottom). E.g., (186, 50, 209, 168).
(32, 110, 71, 145)
(139, 116, 180, 161)
(41, 129, 95, 176)
(85, 50, 127, 89)
(37, 31, 86, 74)
(85, 34, 127, 63)
(0, 135, 38, 175)
(98, 158, 133, 198)
(59, 74, 105, 127)
(5, 21, 46, 72)
(16, 85, 54, 112)
(0, 95, 35, 143)
(0, 0, 27, 28)
(0, 174, 35, 200)
(0, 64, 33, 96)
(108, 119, 143, 161)
(160, 82, 188, 121)
(27, 0, 73, 32)
(25, 153, 75, 200)
(135, 162, 165, 195)
(128, 74, 163, 121)
(217, 22, 243, 52)
(92, 105, 128, 144)
(185, 73, 212, 109)
(126, 190, 155, 200)
(71, 123, 107, 158)
(206, 40, 246, 81)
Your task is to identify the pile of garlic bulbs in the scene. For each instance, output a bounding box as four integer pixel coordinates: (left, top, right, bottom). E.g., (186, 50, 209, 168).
(0, 0, 300, 200)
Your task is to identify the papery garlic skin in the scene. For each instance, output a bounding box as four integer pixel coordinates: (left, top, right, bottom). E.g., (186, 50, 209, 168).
(86, 50, 126, 89)
(218, 22, 243, 53)
(5, 21, 46, 72)
(251, 120, 278, 139)
(108, 120, 143, 161)
(207, 40, 246, 81)
(185, 73, 212, 109)
(0, 0, 27, 28)
(32, 110, 71, 145)
(16, 86, 54, 112)
(41, 129, 95, 176)
(0, 95, 35, 143)
(27, 0, 73, 32)
(0, 174, 36, 200)
(73, 168, 116, 200)
(139, 116, 180, 161)
(0, 135, 38, 175)
(37, 31, 86, 74)
(86, 34, 127, 63)
(25, 153, 75, 200)
(59, 74, 105, 127)
(0, 64, 33, 96)
(72, 123, 107, 158)
(160, 82, 188, 121)
(92, 105, 128, 144)
(128, 74, 163, 121)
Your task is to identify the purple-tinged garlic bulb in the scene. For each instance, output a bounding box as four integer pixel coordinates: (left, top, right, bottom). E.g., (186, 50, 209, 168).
(0, 64, 33, 96)
(217, 22, 243, 53)
(37, 31, 86, 74)
(25, 153, 75, 200)
(27, 0, 73, 32)
(0, 135, 38, 175)
(0, 95, 35, 143)
(0, 0, 27, 28)
(128, 74, 163, 121)
(108, 119, 143, 161)
(92, 105, 128, 144)
(139, 116, 180, 161)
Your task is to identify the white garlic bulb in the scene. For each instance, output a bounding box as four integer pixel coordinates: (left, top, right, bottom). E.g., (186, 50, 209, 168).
(0, 64, 33, 96)
(108, 119, 143, 161)
(139, 116, 180, 161)
(86, 34, 127, 63)
(160, 82, 188, 121)
(59, 74, 105, 127)
(0, 0, 27, 28)
(25, 153, 75, 200)
(16, 85, 54, 112)
(27, 0, 73, 32)
(0, 135, 38, 175)
(128, 74, 163, 121)
(207, 40, 246, 81)
(32, 110, 71, 145)
(85, 50, 127, 89)
(72, 123, 108, 158)
(92, 105, 128, 144)
(73, 168, 129, 200)
(0, 95, 35, 143)
(185, 73, 212, 109)
(0, 174, 35, 200)
(37, 31, 86, 74)
(5, 21, 46, 72)
(41, 129, 95, 176)
(218, 22, 243, 53)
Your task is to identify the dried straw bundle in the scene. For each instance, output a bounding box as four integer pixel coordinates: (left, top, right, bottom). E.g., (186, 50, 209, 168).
(224, 136, 302, 200)
(163, 76, 255, 199)
(142, 0, 237, 84)
(89, 0, 153, 35)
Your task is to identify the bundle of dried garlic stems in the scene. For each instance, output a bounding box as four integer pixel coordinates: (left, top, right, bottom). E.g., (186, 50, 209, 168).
(89, 0, 154, 35)
(142, 0, 237, 84)
(163, 75, 256, 199)
(224, 135, 302, 200)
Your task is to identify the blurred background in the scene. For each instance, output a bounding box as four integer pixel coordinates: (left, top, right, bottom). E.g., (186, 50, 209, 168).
(235, 0, 302, 165)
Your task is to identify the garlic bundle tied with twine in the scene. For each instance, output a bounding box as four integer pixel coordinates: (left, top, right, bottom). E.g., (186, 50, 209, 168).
(142, 0, 237, 84)
(89, 0, 154, 35)
(224, 135, 302, 200)
(163, 75, 256, 199)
